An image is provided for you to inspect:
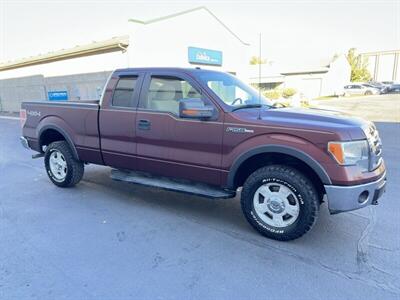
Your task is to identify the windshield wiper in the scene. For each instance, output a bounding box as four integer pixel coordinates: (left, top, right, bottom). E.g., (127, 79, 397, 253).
(230, 103, 276, 112)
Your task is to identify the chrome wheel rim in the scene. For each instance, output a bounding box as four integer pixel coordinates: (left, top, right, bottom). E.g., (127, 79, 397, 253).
(253, 182, 300, 228)
(49, 150, 67, 182)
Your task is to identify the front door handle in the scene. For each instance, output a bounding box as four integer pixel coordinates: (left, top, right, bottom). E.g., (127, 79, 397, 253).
(138, 119, 151, 130)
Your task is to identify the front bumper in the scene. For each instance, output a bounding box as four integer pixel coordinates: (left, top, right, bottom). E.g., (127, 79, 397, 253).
(324, 172, 387, 214)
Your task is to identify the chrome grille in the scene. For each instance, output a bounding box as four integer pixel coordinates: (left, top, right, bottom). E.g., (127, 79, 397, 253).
(366, 124, 383, 171)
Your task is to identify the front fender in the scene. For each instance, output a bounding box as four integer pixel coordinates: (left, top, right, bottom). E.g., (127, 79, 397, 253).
(226, 144, 332, 189)
(223, 133, 333, 189)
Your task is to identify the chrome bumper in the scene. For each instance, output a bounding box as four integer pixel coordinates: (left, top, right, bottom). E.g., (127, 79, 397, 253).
(20, 136, 30, 149)
(324, 172, 387, 214)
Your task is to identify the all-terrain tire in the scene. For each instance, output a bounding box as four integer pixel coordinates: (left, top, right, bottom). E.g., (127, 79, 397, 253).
(241, 165, 319, 241)
(44, 141, 84, 187)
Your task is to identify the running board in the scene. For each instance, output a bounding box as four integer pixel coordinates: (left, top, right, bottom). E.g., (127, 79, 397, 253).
(110, 169, 236, 199)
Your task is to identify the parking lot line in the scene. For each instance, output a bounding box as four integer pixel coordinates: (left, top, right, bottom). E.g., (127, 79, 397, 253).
(0, 115, 19, 120)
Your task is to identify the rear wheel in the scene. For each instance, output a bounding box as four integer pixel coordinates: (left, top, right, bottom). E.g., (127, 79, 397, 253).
(365, 90, 372, 95)
(44, 141, 84, 187)
(241, 165, 319, 241)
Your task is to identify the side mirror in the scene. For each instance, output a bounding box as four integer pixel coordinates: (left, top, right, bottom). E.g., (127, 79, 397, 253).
(179, 98, 214, 119)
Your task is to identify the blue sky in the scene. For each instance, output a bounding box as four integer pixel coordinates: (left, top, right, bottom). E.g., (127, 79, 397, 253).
(0, 0, 399, 63)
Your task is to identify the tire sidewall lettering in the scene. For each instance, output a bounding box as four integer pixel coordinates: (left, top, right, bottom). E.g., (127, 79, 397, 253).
(250, 177, 305, 235)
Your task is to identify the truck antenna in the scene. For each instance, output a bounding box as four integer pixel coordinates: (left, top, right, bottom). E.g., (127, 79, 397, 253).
(257, 32, 262, 120)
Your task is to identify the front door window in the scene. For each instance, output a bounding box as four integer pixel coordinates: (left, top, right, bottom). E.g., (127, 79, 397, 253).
(141, 76, 204, 116)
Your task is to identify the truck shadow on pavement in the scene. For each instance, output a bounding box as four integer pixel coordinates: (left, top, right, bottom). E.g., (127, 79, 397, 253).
(79, 161, 399, 295)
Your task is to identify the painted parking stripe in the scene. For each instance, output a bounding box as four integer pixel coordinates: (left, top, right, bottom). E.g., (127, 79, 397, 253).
(0, 116, 19, 120)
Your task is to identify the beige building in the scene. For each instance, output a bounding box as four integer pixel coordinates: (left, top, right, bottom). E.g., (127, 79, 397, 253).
(0, 6, 250, 112)
(361, 50, 400, 82)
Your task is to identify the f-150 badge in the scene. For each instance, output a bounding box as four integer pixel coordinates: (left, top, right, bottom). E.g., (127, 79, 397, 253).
(226, 127, 254, 133)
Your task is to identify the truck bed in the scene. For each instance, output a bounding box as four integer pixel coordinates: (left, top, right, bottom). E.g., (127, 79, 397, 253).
(21, 100, 103, 164)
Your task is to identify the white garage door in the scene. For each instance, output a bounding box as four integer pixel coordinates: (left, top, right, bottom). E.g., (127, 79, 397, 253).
(301, 78, 322, 99)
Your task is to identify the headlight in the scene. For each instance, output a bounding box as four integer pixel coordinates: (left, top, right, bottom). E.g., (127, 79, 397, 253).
(328, 140, 369, 171)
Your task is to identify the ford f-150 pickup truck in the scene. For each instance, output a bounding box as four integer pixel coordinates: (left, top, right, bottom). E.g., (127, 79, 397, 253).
(20, 68, 387, 241)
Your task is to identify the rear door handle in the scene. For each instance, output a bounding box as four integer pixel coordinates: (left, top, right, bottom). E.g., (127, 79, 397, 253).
(138, 119, 151, 130)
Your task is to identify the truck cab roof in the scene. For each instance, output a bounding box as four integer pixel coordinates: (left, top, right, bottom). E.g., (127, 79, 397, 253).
(113, 67, 222, 75)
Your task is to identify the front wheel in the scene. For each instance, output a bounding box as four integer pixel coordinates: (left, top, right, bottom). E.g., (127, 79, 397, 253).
(44, 141, 84, 187)
(241, 165, 319, 241)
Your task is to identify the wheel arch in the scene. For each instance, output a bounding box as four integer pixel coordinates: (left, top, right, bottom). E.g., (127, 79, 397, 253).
(39, 125, 79, 160)
(226, 145, 331, 192)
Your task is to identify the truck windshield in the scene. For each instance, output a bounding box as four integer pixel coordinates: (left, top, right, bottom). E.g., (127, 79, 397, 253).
(198, 72, 272, 108)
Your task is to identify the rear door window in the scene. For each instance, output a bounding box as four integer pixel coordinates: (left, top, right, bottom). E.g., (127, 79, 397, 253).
(112, 77, 138, 107)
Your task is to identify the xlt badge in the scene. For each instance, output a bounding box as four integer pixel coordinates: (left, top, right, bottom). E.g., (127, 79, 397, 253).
(226, 127, 254, 134)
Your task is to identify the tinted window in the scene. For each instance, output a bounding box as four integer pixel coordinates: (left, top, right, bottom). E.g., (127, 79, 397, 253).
(143, 76, 202, 115)
(112, 77, 137, 107)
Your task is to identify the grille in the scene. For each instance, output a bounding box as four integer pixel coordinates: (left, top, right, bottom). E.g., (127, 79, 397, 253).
(366, 124, 383, 171)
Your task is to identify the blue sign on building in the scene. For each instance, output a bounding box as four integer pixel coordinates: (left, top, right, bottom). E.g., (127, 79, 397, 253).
(48, 91, 68, 101)
(188, 47, 223, 66)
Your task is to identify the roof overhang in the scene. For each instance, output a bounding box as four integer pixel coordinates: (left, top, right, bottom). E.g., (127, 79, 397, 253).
(249, 76, 285, 84)
(129, 6, 250, 46)
(280, 69, 329, 75)
(0, 35, 129, 72)
(360, 49, 400, 56)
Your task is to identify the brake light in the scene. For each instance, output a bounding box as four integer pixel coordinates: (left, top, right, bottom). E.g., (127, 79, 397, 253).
(20, 109, 27, 128)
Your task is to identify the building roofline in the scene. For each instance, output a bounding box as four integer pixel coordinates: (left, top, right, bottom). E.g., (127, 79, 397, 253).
(280, 69, 329, 75)
(128, 6, 250, 46)
(360, 49, 400, 56)
(0, 36, 129, 72)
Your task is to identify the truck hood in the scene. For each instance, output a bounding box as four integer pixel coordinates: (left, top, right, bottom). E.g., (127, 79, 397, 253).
(237, 107, 371, 140)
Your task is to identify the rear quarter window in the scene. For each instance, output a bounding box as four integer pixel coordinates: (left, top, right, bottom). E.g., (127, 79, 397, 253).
(112, 77, 138, 107)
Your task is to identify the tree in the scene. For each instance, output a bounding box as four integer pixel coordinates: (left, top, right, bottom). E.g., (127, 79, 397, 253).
(249, 56, 267, 65)
(346, 48, 372, 82)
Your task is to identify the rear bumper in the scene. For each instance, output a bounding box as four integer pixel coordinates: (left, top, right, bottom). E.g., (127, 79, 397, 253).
(324, 172, 387, 214)
(20, 136, 30, 149)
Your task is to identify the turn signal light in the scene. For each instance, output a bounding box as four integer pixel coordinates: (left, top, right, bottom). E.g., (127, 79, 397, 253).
(328, 142, 345, 164)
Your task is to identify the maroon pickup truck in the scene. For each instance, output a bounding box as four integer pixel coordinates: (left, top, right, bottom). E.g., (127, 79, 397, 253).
(20, 68, 387, 241)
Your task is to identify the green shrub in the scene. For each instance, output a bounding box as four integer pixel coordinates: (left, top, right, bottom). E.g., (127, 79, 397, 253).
(282, 88, 297, 98)
(263, 89, 281, 100)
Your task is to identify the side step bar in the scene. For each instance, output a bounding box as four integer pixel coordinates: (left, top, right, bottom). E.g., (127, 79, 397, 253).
(111, 169, 236, 199)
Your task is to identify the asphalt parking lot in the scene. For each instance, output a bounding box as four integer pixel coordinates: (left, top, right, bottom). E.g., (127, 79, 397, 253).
(0, 98, 399, 299)
(312, 94, 400, 122)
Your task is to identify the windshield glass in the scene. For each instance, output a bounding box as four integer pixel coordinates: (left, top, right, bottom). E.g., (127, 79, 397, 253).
(198, 72, 272, 108)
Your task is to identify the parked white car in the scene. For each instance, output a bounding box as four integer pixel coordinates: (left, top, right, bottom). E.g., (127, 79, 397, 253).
(343, 84, 380, 96)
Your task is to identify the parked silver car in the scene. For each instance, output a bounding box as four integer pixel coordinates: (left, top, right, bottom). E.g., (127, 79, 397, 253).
(343, 84, 380, 96)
